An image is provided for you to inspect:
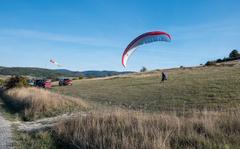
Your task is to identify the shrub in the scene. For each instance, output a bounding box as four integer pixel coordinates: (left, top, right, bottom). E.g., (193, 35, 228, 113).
(222, 57, 230, 62)
(229, 49, 240, 59)
(78, 76, 84, 80)
(140, 66, 147, 72)
(5, 76, 29, 89)
(204, 49, 240, 65)
(205, 61, 216, 66)
(0, 79, 5, 86)
(216, 59, 222, 63)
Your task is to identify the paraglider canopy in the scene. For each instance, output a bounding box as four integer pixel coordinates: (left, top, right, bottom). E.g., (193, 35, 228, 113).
(122, 31, 171, 67)
(50, 59, 63, 67)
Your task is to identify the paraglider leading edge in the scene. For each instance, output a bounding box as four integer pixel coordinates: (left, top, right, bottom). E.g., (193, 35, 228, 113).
(122, 31, 172, 67)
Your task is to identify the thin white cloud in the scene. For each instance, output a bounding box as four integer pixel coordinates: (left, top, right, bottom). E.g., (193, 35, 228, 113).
(0, 28, 120, 48)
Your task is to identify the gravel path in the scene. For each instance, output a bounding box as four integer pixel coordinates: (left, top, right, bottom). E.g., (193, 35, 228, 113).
(0, 112, 14, 149)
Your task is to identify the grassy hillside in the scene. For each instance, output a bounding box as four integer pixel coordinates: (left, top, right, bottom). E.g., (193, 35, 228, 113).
(53, 62, 240, 111)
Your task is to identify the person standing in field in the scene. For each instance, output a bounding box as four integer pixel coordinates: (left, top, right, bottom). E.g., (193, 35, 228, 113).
(161, 72, 167, 82)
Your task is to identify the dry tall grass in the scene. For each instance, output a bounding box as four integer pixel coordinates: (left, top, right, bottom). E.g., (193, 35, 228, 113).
(55, 109, 240, 149)
(3, 87, 88, 120)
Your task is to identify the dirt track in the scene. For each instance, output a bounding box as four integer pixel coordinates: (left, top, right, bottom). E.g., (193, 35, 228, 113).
(0, 111, 14, 149)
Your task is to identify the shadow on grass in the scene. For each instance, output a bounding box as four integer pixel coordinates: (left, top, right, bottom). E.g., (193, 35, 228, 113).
(0, 90, 21, 121)
(0, 90, 24, 112)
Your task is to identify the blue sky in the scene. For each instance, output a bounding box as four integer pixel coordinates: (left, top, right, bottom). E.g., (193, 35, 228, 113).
(0, 0, 239, 71)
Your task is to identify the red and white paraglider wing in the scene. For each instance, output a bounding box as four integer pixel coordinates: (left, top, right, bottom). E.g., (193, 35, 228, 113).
(50, 59, 55, 64)
(122, 47, 137, 68)
(122, 31, 171, 67)
(50, 59, 63, 67)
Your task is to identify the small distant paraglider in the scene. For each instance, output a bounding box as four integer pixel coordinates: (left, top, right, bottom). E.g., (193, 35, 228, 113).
(122, 31, 171, 67)
(50, 59, 63, 67)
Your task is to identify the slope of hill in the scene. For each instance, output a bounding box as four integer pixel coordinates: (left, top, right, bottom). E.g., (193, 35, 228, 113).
(0, 66, 133, 78)
(53, 61, 240, 111)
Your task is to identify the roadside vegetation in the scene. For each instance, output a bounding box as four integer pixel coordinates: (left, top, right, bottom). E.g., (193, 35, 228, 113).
(4, 76, 29, 89)
(15, 131, 57, 149)
(1, 87, 88, 121)
(54, 109, 240, 149)
(0, 79, 5, 86)
(205, 49, 240, 66)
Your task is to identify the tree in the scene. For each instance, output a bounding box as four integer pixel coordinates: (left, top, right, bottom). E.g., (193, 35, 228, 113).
(216, 59, 222, 63)
(229, 49, 240, 58)
(140, 67, 147, 72)
(5, 76, 29, 89)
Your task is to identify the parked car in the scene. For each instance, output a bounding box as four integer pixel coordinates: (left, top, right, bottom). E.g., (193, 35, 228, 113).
(43, 80, 52, 88)
(34, 79, 52, 89)
(34, 79, 43, 87)
(59, 79, 73, 86)
(27, 79, 35, 86)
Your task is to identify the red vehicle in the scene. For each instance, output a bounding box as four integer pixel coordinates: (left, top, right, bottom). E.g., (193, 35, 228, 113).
(43, 80, 52, 88)
(59, 79, 73, 86)
(35, 79, 52, 89)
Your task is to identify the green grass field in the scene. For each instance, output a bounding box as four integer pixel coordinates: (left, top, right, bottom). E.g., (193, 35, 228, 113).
(53, 62, 240, 112)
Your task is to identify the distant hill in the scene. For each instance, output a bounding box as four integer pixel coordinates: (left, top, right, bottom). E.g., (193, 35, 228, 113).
(0, 66, 133, 78)
(55, 69, 133, 78)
